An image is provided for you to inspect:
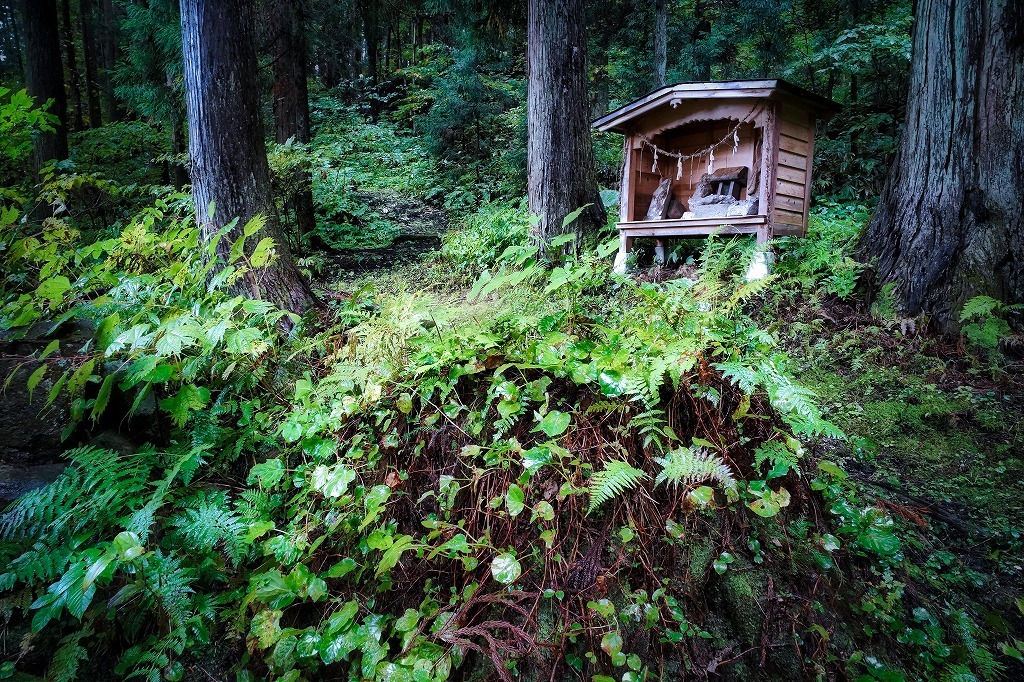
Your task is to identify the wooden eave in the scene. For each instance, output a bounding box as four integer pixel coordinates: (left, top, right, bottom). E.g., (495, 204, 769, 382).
(592, 79, 841, 134)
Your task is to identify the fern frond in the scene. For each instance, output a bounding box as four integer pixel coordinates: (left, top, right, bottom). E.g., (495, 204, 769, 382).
(0, 446, 150, 543)
(47, 629, 90, 682)
(753, 440, 800, 477)
(654, 447, 737, 495)
(170, 492, 245, 565)
(587, 460, 648, 514)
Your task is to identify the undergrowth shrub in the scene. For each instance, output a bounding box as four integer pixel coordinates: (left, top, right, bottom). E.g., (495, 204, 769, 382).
(438, 198, 530, 278)
(773, 199, 869, 299)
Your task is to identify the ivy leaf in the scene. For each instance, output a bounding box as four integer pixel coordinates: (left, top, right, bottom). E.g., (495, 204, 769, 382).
(248, 458, 285, 488)
(600, 630, 623, 657)
(490, 553, 521, 584)
(311, 465, 356, 498)
(857, 527, 901, 557)
(534, 410, 571, 438)
(505, 484, 525, 517)
(375, 534, 416, 576)
(597, 369, 626, 396)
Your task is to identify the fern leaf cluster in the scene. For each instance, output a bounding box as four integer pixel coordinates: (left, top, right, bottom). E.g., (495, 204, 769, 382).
(587, 460, 649, 514)
(0, 446, 150, 543)
(654, 447, 737, 495)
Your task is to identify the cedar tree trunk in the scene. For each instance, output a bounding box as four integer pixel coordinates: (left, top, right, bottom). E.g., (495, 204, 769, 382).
(21, 0, 68, 219)
(79, 0, 101, 127)
(861, 0, 1024, 332)
(653, 0, 667, 87)
(268, 0, 316, 242)
(98, 0, 120, 122)
(59, 0, 83, 131)
(527, 0, 606, 255)
(180, 0, 317, 315)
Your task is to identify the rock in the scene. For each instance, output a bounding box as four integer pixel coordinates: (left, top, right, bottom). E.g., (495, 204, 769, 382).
(0, 463, 66, 502)
(0, 318, 94, 466)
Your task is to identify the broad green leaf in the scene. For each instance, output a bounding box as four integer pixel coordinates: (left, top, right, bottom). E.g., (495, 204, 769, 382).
(325, 558, 358, 579)
(560, 204, 591, 229)
(39, 339, 59, 360)
(26, 364, 46, 401)
(534, 410, 571, 438)
(250, 237, 277, 268)
(490, 553, 521, 585)
(600, 630, 623, 657)
(249, 458, 285, 487)
(376, 534, 417, 576)
(90, 374, 115, 421)
(159, 384, 211, 427)
(505, 484, 525, 517)
(36, 276, 70, 303)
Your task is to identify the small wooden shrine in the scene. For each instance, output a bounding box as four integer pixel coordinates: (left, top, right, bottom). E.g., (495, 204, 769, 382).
(592, 80, 839, 270)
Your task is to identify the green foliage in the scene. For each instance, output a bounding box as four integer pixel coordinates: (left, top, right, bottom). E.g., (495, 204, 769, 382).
(959, 295, 1021, 352)
(586, 460, 649, 514)
(654, 446, 737, 496)
(439, 198, 530, 277)
(774, 200, 869, 298)
(0, 87, 58, 192)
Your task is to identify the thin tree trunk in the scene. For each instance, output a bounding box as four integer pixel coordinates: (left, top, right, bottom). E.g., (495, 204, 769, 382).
(2, 1, 24, 80)
(361, 0, 378, 81)
(527, 0, 606, 255)
(180, 0, 317, 315)
(268, 0, 316, 244)
(59, 0, 83, 131)
(98, 0, 119, 122)
(79, 0, 101, 126)
(861, 0, 1024, 332)
(21, 0, 68, 219)
(653, 0, 667, 87)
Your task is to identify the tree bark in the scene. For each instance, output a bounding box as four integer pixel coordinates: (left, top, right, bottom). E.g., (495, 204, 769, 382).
(59, 0, 83, 131)
(527, 0, 606, 255)
(653, 0, 667, 87)
(21, 0, 68, 204)
(861, 0, 1024, 332)
(79, 0, 101, 127)
(180, 0, 317, 315)
(267, 0, 317, 243)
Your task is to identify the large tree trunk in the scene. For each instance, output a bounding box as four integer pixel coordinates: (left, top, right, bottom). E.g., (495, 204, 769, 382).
(180, 0, 317, 315)
(653, 0, 667, 87)
(527, 0, 606, 255)
(861, 0, 1024, 332)
(79, 0, 101, 127)
(21, 0, 68, 218)
(268, 0, 317, 243)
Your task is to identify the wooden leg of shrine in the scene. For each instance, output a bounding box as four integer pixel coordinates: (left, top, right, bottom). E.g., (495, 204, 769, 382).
(654, 239, 666, 265)
(613, 233, 633, 273)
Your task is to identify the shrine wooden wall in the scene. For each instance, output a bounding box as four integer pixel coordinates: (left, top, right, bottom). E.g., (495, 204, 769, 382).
(772, 102, 814, 235)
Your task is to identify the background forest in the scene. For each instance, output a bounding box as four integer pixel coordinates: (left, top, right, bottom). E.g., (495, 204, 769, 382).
(0, 1, 1022, 681)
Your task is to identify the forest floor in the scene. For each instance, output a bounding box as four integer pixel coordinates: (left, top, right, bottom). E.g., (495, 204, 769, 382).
(322, 190, 449, 278)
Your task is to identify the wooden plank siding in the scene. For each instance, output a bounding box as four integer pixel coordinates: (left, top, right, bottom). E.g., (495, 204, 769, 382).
(772, 102, 813, 235)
